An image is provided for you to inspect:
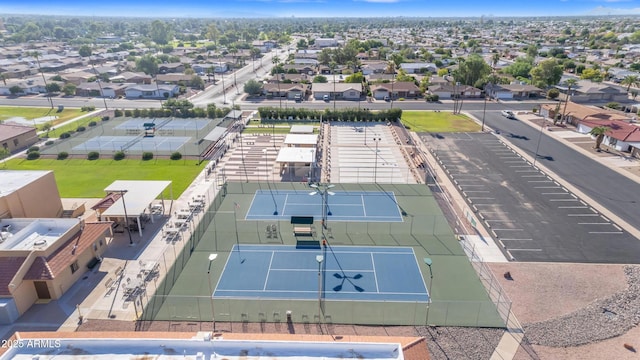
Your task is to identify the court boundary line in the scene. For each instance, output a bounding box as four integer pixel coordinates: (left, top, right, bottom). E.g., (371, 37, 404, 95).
(263, 251, 275, 291)
(371, 253, 380, 293)
(413, 247, 430, 300)
(214, 289, 427, 295)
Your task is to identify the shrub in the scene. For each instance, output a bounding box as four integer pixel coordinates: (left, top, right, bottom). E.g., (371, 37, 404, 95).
(88, 121, 97, 127)
(142, 152, 154, 161)
(114, 109, 123, 117)
(124, 110, 133, 117)
(28, 146, 40, 153)
(605, 102, 620, 110)
(113, 151, 126, 160)
(26, 151, 40, 160)
(170, 152, 182, 160)
(76, 126, 86, 132)
(57, 152, 69, 160)
(87, 151, 100, 160)
(45, 140, 54, 146)
(59, 132, 71, 139)
(102, 116, 110, 121)
(81, 105, 96, 112)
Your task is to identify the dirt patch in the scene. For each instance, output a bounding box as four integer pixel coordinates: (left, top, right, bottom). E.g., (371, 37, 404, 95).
(488, 263, 627, 324)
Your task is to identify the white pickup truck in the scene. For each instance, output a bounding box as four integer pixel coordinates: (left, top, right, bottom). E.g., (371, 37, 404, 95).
(501, 110, 516, 119)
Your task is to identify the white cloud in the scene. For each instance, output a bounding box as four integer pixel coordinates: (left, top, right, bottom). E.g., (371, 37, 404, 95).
(587, 5, 640, 14)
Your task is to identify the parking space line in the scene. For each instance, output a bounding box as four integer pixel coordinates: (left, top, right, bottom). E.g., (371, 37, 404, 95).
(509, 165, 530, 168)
(559, 206, 588, 208)
(578, 222, 611, 225)
(500, 238, 533, 241)
(521, 175, 545, 177)
(613, 224, 622, 231)
(468, 197, 495, 200)
(508, 249, 543, 252)
(486, 219, 517, 222)
(464, 190, 490, 193)
(493, 228, 524, 231)
(568, 214, 599, 217)
(589, 231, 624, 234)
(541, 192, 569, 195)
(600, 215, 610, 222)
(534, 186, 559, 188)
(550, 199, 580, 202)
(527, 180, 552, 183)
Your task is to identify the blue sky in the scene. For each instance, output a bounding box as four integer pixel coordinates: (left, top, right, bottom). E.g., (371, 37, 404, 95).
(3, 0, 640, 18)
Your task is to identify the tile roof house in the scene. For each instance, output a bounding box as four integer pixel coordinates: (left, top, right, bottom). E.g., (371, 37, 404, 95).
(486, 83, 543, 99)
(556, 79, 628, 103)
(370, 82, 422, 100)
(312, 83, 363, 101)
(576, 118, 640, 154)
(0, 124, 38, 154)
(428, 84, 482, 99)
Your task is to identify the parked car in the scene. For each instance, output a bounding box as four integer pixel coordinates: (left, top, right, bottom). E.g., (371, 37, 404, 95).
(384, 96, 390, 102)
(501, 110, 515, 119)
(294, 94, 302, 102)
(323, 94, 330, 101)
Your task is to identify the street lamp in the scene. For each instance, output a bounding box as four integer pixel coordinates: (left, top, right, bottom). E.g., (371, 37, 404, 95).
(316, 254, 324, 324)
(481, 83, 490, 132)
(423, 257, 433, 326)
(207, 253, 218, 333)
(119, 190, 134, 246)
(309, 183, 335, 230)
(372, 137, 381, 183)
(533, 105, 545, 168)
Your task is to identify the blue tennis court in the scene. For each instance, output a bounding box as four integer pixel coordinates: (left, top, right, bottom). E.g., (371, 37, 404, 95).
(245, 190, 403, 222)
(214, 245, 429, 302)
(114, 118, 212, 131)
(72, 136, 191, 152)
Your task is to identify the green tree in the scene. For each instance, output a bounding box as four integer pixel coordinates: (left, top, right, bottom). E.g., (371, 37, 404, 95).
(62, 83, 77, 96)
(621, 75, 639, 93)
(135, 54, 159, 75)
(589, 126, 609, 150)
(547, 88, 559, 99)
(78, 45, 92, 57)
(45, 83, 61, 93)
(580, 68, 605, 82)
(530, 59, 563, 88)
(503, 57, 533, 78)
(150, 20, 172, 45)
(452, 53, 491, 86)
(9, 85, 23, 95)
(313, 75, 328, 83)
(560, 78, 578, 124)
(437, 68, 449, 77)
(344, 72, 364, 83)
(243, 79, 263, 95)
(189, 75, 204, 90)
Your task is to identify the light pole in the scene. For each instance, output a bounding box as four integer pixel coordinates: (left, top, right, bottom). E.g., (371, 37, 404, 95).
(207, 253, 218, 333)
(533, 105, 545, 168)
(372, 137, 381, 183)
(220, 58, 227, 105)
(424, 257, 433, 326)
(119, 190, 134, 246)
(309, 183, 335, 230)
(481, 83, 490, 132)
(316, 254, 324, 324)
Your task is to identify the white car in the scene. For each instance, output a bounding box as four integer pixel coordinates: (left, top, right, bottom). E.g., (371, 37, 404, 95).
(501, 110, 515, 119)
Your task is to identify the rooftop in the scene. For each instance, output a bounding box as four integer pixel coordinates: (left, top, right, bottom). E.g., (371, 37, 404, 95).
(0, 218, 78, 251)
(0, 170, 51, 196)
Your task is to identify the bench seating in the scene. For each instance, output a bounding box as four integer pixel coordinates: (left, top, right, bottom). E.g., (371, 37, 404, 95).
(293, 226, 313, 236)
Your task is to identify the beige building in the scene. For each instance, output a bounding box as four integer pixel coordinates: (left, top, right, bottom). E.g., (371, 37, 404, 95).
(0, 170, 113, 324)
(0, 170, 64, 219)
(0, 123, 38, 154)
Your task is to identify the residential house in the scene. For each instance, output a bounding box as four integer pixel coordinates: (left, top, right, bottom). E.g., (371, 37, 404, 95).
(313, 38, 338, 48)
(281, 73, 311, 83)
(156, 74, 195, 85)
(283, 65, 316, 75)
(124, 84, 179, 99)
(556, 79, 628, 103)
(370, 82, 422, 100)
(540, 101, 629, 126)
(110, 72, 152, 84)
(399, 62, 438, 74)
(74, 82, 103, 97)
(428, 84, 482, 99)
(0, 64, 34, 79)
(191, 62, 228, 74)
(312, 83, 363, 101)
(61, 71, 96, 85)
(360, 61, 387, 76)
(251, 40, 277, 53)
(158, 63, 185, 74)
(100, 83, 129, 98)
(577, 118, 640, 155)
(263, 83, 309, 100)
(0, 124, 38, 154)
(486, 83, 543, 99)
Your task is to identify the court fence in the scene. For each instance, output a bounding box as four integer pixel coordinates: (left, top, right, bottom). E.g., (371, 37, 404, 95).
(459, 236, 512, 327)
(129, 180, 508, 328)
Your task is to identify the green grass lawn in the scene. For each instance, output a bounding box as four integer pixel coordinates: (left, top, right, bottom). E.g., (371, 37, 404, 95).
(4, 158, 205, 198)
(46, 116, 103, 138)
(0, 106, 86, 130)
(401, 111, 481, 132)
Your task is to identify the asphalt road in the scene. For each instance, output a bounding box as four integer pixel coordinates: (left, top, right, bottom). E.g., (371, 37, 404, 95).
(425, 132, 640, 263)
(469, 110, 640, 235)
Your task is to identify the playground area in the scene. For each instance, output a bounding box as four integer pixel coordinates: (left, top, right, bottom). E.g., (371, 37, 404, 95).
(40, 117, 225, 157)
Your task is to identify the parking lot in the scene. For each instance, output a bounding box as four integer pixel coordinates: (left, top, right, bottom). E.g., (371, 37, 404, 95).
(424, 132, 640, 263)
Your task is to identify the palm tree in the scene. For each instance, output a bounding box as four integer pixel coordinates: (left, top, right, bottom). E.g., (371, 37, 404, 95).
(272, 55, 282, 109)
(386, 61, 396, 109)
(561, 78, 578, 124)
(621, 75, 639, 94)
(491, 53, 500, 71)
(329, 61, 337, 111)
(589, 126, 609, 151)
